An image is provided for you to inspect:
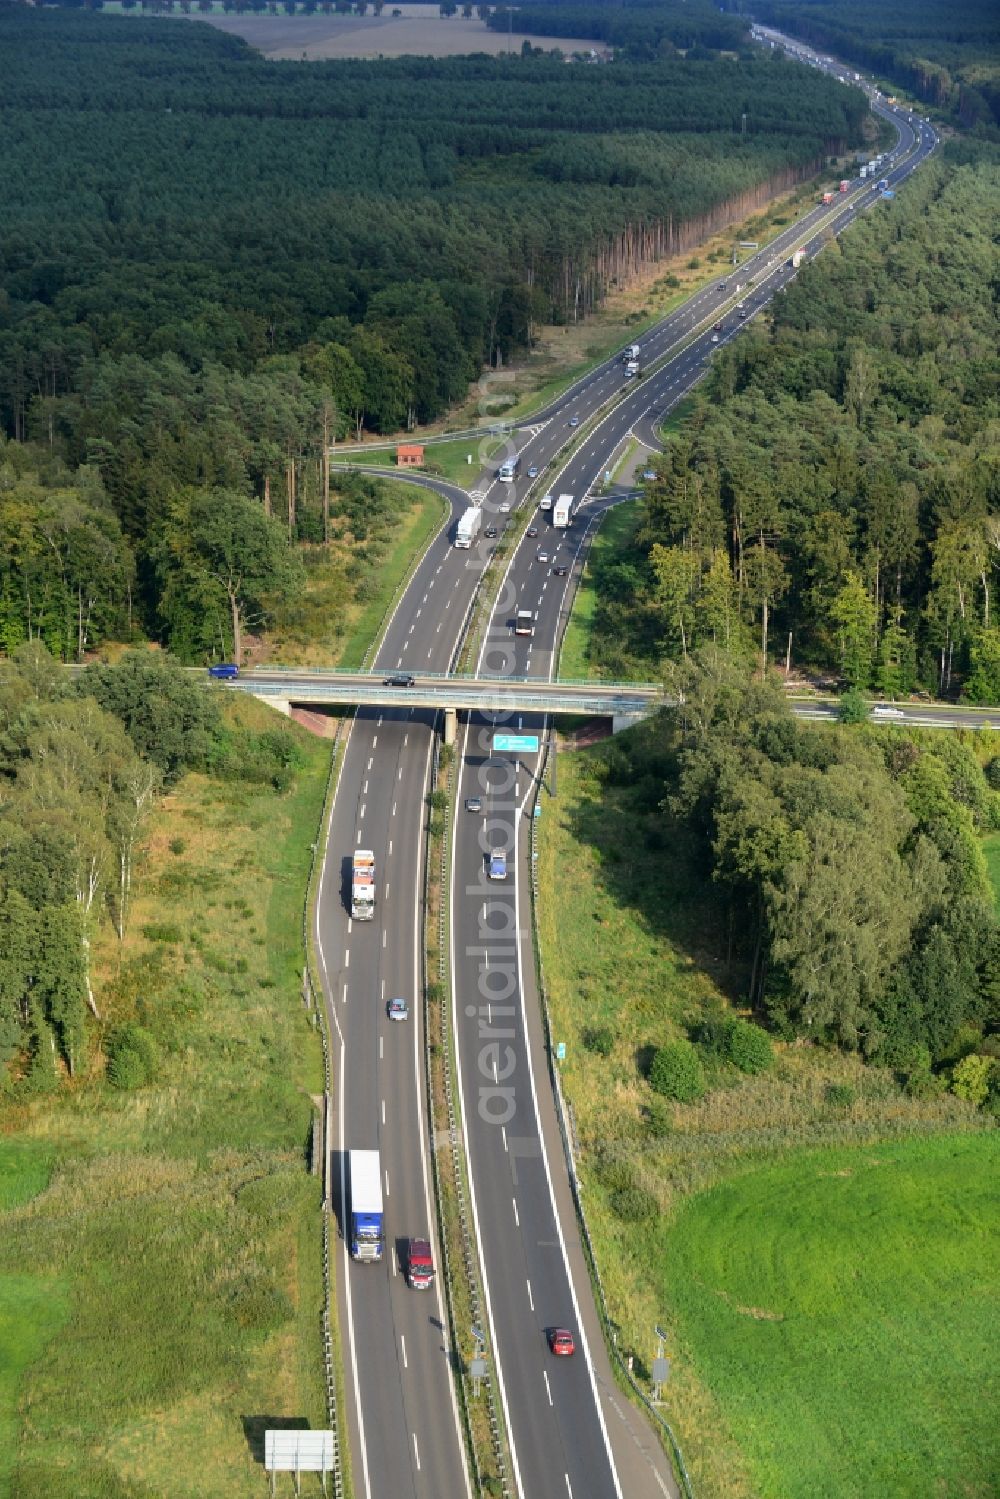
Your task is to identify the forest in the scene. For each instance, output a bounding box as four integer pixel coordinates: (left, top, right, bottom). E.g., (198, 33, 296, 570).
(588, 143, 1000, 701)
(0, 5, 871, 657)
(486, 0, 748, 56)
(602, 651, 1000, 1087)
(753, 0, 1000, 133)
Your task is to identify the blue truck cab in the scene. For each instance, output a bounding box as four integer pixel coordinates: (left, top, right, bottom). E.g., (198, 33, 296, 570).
(348, 1149, 384, 1262)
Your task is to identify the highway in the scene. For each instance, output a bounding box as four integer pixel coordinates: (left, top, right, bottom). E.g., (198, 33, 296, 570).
(303, 42, 940, 1499)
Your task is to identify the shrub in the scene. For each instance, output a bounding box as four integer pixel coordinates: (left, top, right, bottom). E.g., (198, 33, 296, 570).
(950, 1054, 994, 1107)
(169, 837, 186, 855)
(106, 1024, 158, 1090)
(724, 1018, 773, 1074)
(649, 1041, 705, 1102)
(610, 1185, 659, 1222)
(583, 1024, 614, 1057)
(644, 1097, 673, 1137)
(825, 1083, 856, 1109)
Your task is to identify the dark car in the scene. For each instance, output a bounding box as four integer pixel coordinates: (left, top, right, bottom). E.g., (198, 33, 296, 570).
(384, 672, 415, 687)
(208, 663, 239, 679)
(552, 563, 568, 576)
(527, 465, 539, 479)
(548, 1328, 576, 1357)
(526, 525, 539, 538)
(713, 321, 723, 331)
(568, 416, 580, 428)
(484, 524, 498, 538)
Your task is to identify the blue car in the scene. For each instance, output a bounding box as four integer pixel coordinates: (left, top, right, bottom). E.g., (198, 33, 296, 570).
(488, 851, 508, 880)
(208, 663, 239, 679)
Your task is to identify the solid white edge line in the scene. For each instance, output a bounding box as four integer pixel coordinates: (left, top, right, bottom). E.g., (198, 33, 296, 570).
(511, 803, 624, 1497)
(412, 724, 474, 1498)
(451, 716, 527, 1499)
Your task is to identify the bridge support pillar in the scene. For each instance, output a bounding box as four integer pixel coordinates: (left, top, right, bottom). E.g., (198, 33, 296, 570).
(443, 708, 458, 746)
(268, 697, 292, 718)
(612, 713, 644, 736)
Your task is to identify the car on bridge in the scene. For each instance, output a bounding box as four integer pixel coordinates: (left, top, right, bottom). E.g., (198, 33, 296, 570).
(383, 672, 415, 687)
(208, 663, 239, 679)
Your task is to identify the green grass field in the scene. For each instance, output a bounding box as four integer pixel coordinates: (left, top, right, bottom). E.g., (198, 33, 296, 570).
(665, 1133, 1000, 1499)
(536, 740, 991, 1498)
(981, 831, 1000, 914)
(330, 434, 503, 487)
(0, 698, 331, 1497)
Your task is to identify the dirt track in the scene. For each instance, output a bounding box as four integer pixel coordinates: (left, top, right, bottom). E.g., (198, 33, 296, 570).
(185, 12, 599, 61)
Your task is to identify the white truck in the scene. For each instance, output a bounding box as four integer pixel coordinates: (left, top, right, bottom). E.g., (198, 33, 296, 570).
(351, 849, 375, 920)
(553, 494, 574, 528)
(455, 505, 481, 548)
(348, 1149, 384, 1262)
(514, 609, 534, 636)
(791, 248, 805, 268)
(622, 343, 640, 363)
(539, 492, 553, 512)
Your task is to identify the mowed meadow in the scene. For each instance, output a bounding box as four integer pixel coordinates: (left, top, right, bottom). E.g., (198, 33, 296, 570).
(535, 742, 997, 1498)
(0, 696, 331, 1498)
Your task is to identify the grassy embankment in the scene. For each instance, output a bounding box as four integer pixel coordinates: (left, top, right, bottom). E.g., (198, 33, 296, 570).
(0, 695, 332, 1498)
(535, 744, 995, 1499)
(270, 478, 447, 667)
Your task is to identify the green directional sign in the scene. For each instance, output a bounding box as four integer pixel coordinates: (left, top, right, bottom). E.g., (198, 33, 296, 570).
(493, 733, 540, 754)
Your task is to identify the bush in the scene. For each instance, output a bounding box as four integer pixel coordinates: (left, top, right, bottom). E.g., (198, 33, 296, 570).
(582, 1024, 614, 1057)
(649, 1041, 705, 1102)
(644, 1097, 673, 1137)
(825, 1083, 856, 1109)
(724, 1018, 773, 1075)
(610, 1185, 659, 1222)
(106, 1023, 158, 1090)
(950, 1054, 994, 1107)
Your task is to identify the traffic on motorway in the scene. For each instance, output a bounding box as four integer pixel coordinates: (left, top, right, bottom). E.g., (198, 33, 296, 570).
(296, 37, 939, 1499)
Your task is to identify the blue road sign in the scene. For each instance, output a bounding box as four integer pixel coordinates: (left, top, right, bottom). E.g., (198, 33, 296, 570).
(493, 733, 540, 754)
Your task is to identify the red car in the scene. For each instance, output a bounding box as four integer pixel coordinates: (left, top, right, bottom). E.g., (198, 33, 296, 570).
(547, 1327, 576, 1357)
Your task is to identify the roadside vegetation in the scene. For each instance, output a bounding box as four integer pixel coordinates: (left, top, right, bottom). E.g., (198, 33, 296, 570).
(0, 647, 330, 1495)
(536, 675, 998, 1495)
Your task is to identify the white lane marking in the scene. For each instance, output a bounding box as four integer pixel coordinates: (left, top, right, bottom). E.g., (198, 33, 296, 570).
(526, 1280, 534, 1311)
(564, 1477, 573, 1497)
(347, 918, 352, 935)
(379, 1035, 383, 1059)
(385, 883, 390, 902)
(384, 1169, 389, 1197)
(392, 802, 397, 816)
(367, 757, 373, 771)
(344, 949, 350, 969)
(401, 1334, 407, 1368)
(360, 804, 366, 819)
(363, 780, 368, 795)
(412, 1434, 421, 1472)
(391, 1248, 396, 1277)
(512, 1198, 519, 1227)
(416, 608, 422, 619)
(356, 830, 362, 843)
(501, 1125, 508, 1153)
(382, 1098, 386, 1124)
(381, 980, 386, 998)
(342, 983, 348, 1005)
(398, 768, 403, 780)
(389, 839, 393, 855)
(543, 1370, 553, 1406)
(404, 734, 409, 747)
(383, 930, 387, 948)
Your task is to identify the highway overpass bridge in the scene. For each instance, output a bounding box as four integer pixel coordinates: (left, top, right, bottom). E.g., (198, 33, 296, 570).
(231, 667, 661, 735)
